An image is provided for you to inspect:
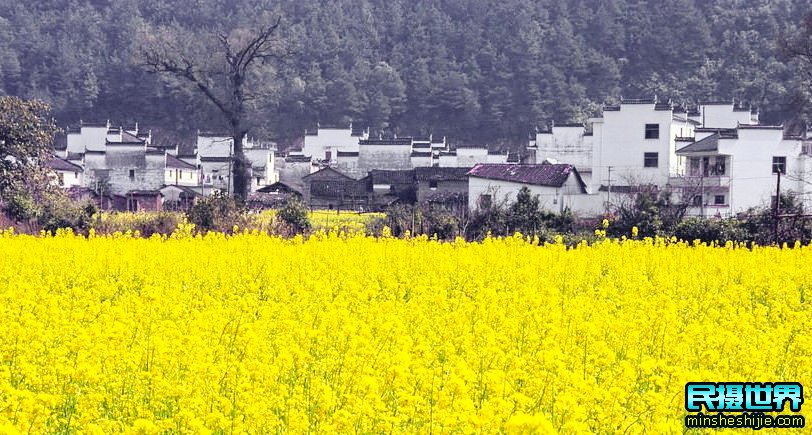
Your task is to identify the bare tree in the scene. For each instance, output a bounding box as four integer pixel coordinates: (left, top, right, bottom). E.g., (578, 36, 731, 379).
(138, 19, 286, 202)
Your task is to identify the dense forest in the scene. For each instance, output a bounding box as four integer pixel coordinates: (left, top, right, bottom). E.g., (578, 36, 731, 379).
(0, 0, 810, 147)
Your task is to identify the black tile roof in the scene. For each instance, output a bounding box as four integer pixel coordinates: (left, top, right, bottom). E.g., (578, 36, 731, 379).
(414, 166, 471, 182)
(676, 134, 719, 154)
(468, 163, 585, 190)
(359, 138, 412, 146)
(46, 157, 83, 172)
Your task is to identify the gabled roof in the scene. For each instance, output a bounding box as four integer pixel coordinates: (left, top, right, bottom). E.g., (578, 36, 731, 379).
(106, 130, 146, 145)
(46, 157, 83, 172)
(468, 163, 586, 191)
(414, 166, 471, 182)
(160, 185, 201, 197)
(676, 134, 719, 154)
(166, 154, 197, 170)
(256, 181, 301, 195)
(302, 166, 355, 181)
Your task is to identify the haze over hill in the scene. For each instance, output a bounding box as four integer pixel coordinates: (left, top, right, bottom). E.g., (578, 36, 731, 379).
(0, 0, 809, 147)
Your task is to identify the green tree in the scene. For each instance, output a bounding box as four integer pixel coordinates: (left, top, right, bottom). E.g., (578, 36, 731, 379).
(0, 96, 59, 198)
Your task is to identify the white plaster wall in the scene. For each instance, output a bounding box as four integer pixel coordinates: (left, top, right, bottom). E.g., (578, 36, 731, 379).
(717, 129, 802, 213)
(303, 128, 361, 160)
(438, 154, 458, 167)
(358, 144, 412, 170)
(467, 176, 588, 213)
(590, 104, 676, 192)
(699, 104, 756, 128)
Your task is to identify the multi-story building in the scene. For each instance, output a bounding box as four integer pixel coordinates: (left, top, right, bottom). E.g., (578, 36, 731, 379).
(524, 98, 771, 215)
(672, 125, 812, 216)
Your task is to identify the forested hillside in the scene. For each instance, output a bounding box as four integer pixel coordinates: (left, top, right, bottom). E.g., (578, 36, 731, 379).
(0, 0, 809, 146)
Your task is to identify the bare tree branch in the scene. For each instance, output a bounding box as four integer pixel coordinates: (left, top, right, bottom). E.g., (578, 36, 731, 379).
(137, 18, 288, 202)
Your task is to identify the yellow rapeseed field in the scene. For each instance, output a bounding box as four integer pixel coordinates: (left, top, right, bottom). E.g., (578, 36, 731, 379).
(0, 227, 811, 433)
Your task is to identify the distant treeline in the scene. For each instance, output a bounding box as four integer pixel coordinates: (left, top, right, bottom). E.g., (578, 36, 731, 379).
(0, 0, 809, 146)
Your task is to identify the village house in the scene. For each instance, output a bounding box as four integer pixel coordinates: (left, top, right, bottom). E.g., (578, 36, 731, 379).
(301, 167, 369, 211)
(672, 125, 812, 216)
(196, 132, 277, 194)
(368, 169, 416, 209)
(302, 123, 369, 162)
(522, 98, 772, 215)
(297, 125, 513, 177)
(414, 166, 471, 211)
(467, 163, 598, 214)
(46, 157, 83, 188)
(248, 182, 303, 210)
(276, 153, 318, 193)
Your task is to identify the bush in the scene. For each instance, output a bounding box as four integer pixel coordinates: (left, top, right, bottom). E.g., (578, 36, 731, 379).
(2, 186, 97, 234)
(420, 206, 460, 239)
(674, 217, 750, 244)
(276, 198, 311, 235)
(186, 192, 246, 233)
(2, 190, 41, 222)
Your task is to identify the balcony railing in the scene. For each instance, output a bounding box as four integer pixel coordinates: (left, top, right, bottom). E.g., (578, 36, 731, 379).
(668, 175, 730, 188)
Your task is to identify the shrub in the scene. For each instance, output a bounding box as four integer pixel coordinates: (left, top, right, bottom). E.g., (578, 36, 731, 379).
(276, 197, 311, 235)
(674, 217, 750, 244)
(186, 192, 246, 233)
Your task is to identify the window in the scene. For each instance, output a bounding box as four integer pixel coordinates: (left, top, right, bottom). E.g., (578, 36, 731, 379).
(256, 177, 262, 184)
(689, 158, 700, 176)
(643, 152, 659, 168)
(692, 195, 702, 206)
(128, 169, 135, 180)
(772, 156, 786, 174)
(714, 195, 726, 205)
(712, 157, 726, 176)
(325, 150, 332, 161)
(429, 181, 438, 190)
(645, 124, 660, 139)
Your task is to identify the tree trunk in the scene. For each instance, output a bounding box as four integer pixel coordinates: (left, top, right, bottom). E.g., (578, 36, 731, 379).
(231, 128, 250, 203)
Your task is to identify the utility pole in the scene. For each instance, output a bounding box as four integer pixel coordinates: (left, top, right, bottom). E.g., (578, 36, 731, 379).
(699, 169, 704, 218)
(773, 169, 781, 243)
(607, 165, 613, 210)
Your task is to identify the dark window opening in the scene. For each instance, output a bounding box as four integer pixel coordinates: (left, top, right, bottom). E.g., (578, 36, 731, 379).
(772, 156, 786, 174)
(645, 124, 660, 139)
(644, 152, 659, 168)
(429, 181, 438, 189)
(714, 195, 725, 205)
(128, 169, 135, 180)
(692, 195, 702, 206)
